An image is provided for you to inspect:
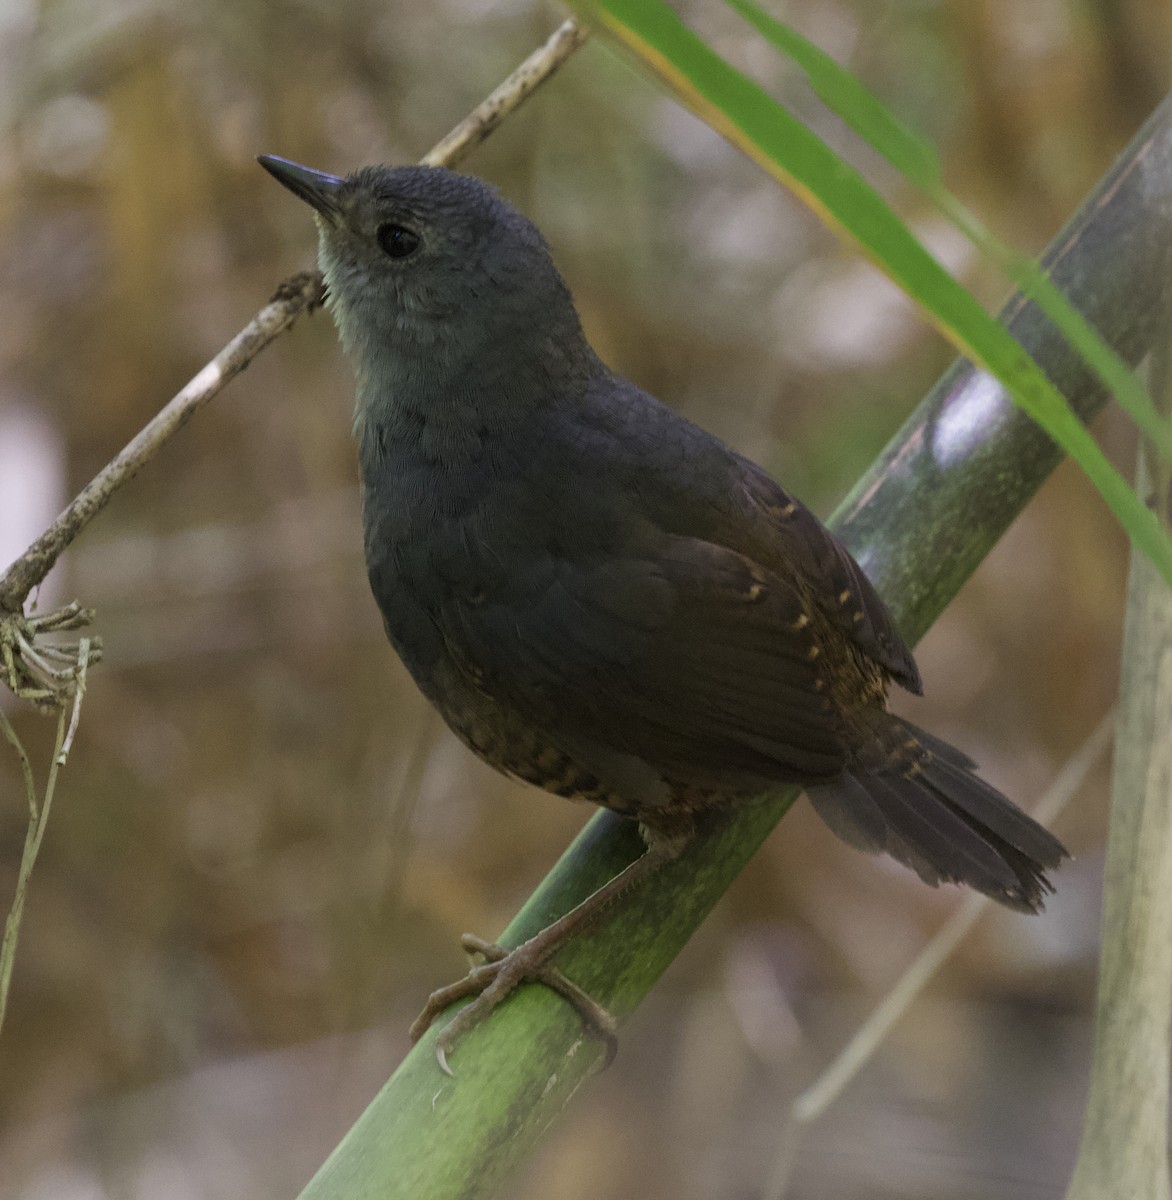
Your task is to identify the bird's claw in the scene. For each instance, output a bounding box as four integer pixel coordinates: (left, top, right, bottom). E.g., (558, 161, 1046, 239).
(410, 932, 619, 1075)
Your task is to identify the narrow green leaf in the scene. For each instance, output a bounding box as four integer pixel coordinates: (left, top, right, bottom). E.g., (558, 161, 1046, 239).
(571, 0, 1172, 585)
(722, 0, 941, 186)
(724, 0, 1172, 467)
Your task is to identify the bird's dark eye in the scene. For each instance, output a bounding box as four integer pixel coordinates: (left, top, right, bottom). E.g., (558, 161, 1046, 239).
(377, 223, 420, 259)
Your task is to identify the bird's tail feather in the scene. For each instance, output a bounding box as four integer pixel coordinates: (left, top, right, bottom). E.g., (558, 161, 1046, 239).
(806, 717, 1067, 912)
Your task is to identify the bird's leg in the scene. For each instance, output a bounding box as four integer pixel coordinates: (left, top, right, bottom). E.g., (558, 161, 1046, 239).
(411, 828, 686, 1074)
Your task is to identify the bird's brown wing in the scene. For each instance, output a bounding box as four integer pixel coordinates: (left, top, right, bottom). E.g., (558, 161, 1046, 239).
(726, 465, 922, 692)
(559, 379, 919, 692)
(603, 419, 921, 691)
(445, 536, 849, 789)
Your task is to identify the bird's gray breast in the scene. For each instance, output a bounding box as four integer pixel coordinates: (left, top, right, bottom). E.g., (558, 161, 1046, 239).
(357, 408, 564, 692)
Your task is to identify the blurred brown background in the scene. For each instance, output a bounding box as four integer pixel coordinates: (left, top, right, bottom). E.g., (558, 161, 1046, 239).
(0, 1, 1163, 1197)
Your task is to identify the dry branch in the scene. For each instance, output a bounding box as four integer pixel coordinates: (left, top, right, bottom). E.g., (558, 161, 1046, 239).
(0, 16, 588, 622)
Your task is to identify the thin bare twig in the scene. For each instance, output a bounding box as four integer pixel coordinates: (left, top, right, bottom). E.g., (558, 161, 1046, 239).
(0, 638, 91, 1035)
(764, 710, 1115, 1200)
(421, 19, 589, 169)
(0, 278, 322, 614)
(0, 15, 588, 620)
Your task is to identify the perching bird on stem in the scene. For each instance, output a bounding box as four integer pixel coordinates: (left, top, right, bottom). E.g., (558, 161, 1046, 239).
(259, 155, 1067, 1070)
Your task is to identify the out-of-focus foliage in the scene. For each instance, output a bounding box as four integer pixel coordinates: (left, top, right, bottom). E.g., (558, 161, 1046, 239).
(0, 1, 1160, 1197)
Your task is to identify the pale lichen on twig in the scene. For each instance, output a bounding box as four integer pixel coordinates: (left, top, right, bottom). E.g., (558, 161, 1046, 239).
(1, 602, 102, 709)
(0, 637, 91, 1035)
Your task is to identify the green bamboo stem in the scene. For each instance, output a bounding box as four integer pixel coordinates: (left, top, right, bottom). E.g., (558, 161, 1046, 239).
(297, 95, 1172, 1200)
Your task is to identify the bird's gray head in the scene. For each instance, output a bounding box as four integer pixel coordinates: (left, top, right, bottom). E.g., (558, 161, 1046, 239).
(258, 157, 593, 414)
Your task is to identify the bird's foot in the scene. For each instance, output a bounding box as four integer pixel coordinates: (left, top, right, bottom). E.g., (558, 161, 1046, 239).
(409, 933, 618, 1075)
(409, 839, 682, 1074)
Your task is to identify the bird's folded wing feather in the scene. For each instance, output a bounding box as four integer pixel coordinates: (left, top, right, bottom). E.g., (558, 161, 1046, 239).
(443, 537, 848, 786)
(734, 466, 922, 693)
(574, 385, 921, 694)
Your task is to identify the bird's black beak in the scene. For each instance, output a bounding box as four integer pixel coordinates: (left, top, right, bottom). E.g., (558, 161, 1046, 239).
(257, 155, 346, 222)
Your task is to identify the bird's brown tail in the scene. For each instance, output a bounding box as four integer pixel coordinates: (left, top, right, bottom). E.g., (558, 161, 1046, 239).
(805, 718, 1068, 911)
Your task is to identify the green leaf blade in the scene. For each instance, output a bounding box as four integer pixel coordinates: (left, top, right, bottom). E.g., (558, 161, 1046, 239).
(572, 0, 1172, 586)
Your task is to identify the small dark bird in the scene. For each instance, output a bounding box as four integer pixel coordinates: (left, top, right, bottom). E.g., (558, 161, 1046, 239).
(259, 155, 1067, 1068)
